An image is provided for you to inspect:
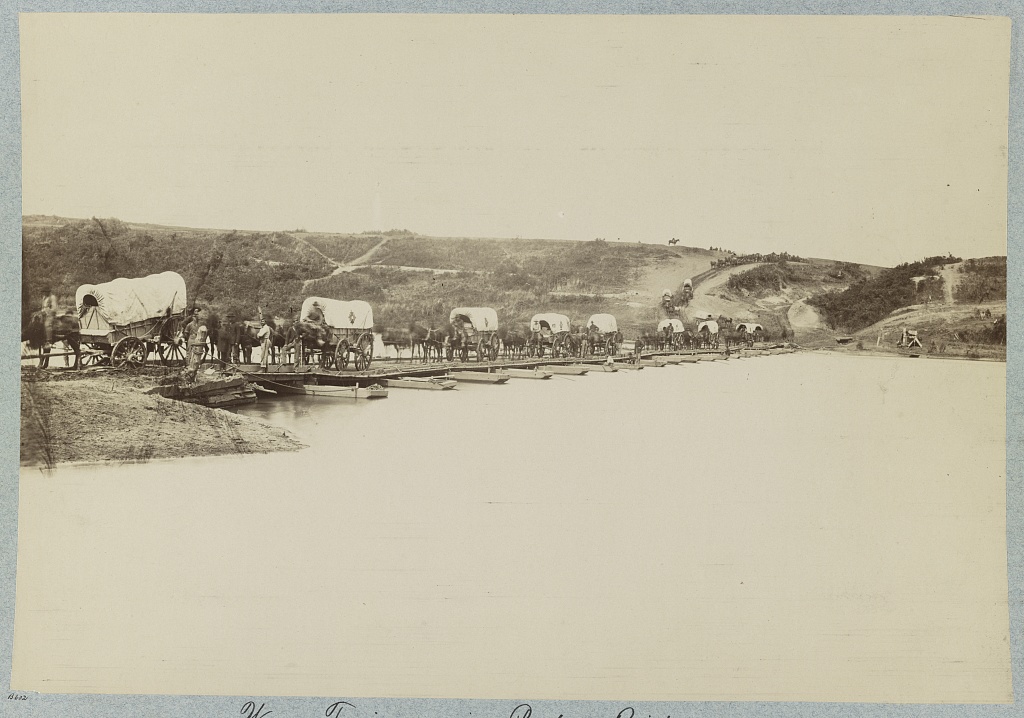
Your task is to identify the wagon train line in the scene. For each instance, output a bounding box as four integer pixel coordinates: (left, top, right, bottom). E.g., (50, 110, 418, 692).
(21, 269, 798, 403)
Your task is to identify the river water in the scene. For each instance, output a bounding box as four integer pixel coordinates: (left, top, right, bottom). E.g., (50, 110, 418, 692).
(13, 352, 1010, 702)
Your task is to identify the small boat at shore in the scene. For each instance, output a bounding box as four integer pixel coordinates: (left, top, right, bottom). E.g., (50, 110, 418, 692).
(505, 368, 554, 380)
(639, 359, 667, 367)
(616, 362, 644, 370)
(660, 356, 683, 364)
(668, 355, 699, 363)
(387, 377, 457, 390)
(448, 370, 510, 384)
(296, 384, 388, 399)
(541, 364, 590, 375)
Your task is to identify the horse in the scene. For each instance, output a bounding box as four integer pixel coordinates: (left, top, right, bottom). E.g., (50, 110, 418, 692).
(422, 327, 446, 362)
(239, 321, 260, 364)
(679, 329, 696, 350)
(291, 320, 332, 367)
(380, 327, 411, 361)
(407, 323, 430, 360)
(443, 324, 466, 361)
(203, 311, 221, 361)
(500, 330, 525, 358)
(23, 312, 82, 369)
(273, 320, 298, 365)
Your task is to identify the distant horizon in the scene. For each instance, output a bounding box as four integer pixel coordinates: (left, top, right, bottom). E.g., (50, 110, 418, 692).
(25, 212, 1005, 269)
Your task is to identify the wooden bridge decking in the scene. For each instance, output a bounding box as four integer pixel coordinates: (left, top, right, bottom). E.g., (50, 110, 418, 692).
(237, 348, 740, 390)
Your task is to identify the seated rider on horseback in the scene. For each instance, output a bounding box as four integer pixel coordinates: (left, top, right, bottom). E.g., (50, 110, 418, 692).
(300, 301, 328, 345)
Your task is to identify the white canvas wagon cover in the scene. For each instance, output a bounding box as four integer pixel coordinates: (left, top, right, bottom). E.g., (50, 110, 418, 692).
(658, 318, 685, 333)
(450, 307, 498, 331)
(301, 297, 373, 330)
(697, 320, 720, 334)
(530, 313, 571, 334)
(587, 313, 618, 334)
(735, 322, 763, 333)
(75, 271, 187, 326)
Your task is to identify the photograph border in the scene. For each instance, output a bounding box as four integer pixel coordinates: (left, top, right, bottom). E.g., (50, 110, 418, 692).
(1, 1, 1020, 716)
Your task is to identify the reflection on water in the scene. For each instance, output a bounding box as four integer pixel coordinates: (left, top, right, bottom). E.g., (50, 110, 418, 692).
(13, 353, 1009, 700)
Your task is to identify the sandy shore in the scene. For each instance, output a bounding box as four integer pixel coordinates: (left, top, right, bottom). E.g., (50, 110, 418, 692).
(20, 369, 305, 467)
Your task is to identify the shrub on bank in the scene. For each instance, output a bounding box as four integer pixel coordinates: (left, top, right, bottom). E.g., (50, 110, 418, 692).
(727, 262, 797, 294)
(807, 256, 952, 332)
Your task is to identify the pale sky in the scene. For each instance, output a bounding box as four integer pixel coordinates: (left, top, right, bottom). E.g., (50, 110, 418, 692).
(20, 13, 1010, 266)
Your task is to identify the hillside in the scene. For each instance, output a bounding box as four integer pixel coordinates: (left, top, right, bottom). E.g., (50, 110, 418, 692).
(21, 216, 728, 333)
(20, 216, 1004, 356)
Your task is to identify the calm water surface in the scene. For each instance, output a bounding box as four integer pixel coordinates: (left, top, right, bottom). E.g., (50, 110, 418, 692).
(13, 353, 1009, 701)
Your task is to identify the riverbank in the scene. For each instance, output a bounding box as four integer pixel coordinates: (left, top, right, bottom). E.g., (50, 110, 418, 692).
(808, 341, 1007, 362)
(20, 369, 305, 467)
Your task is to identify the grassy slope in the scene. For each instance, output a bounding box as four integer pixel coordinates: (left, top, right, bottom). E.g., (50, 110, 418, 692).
(23, 217, 723, 334)
(22, 216, 1003, 349)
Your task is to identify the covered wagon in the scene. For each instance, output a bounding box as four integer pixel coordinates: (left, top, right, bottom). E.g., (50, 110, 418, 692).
(528, 313, 572, 358)
(297, 296, 374, 370)
(447, 307, 500, 362)
(657, 318, 687, 350)
(734, 322, 765, 346)
(696, 319, 720, 349)
(660, 289, 679, 314)
(585, 313, 621, 356)
(76, 271, 188, 368)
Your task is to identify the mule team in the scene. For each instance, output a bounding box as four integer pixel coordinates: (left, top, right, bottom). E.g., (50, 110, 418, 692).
(24, 289, 772, 370)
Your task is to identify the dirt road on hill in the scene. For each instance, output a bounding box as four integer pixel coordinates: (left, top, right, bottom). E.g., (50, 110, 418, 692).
(299, 236, 391, 290)
(683, 264, 762, 320)
(936, 261, 963, 304)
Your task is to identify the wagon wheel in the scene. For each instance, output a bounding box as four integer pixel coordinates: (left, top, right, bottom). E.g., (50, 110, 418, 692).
(489, 334, 500, 361)
(320, 344, 336, 370)
(356, 333, 373, 370)
(606, 337, 616, 356)
(444, 343, 454, 361)
(157, 340, 187, 367)
(111, 336, 147, 369)
(476, 339, 487, 362)
(459, 343, 469, 362)
(335, 340, 351, 370)
(83, 344, 108, 366)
